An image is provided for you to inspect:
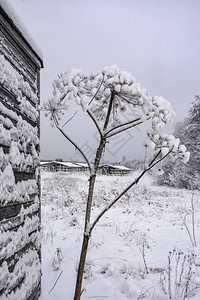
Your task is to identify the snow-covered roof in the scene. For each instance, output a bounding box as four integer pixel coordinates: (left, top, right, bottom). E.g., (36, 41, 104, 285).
(58, 161, 81, 168)
(40, 161, 80, 168)
(75, 162, 89, 168)
(0, 0, 43, 61)
(40, 161, 52, 165)
(100, 164, 130, 171)
(40, 161, 130, 171)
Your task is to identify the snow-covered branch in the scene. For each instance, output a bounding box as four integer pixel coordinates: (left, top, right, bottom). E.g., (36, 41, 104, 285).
(87, 110, 103, 137)
(106, 119, 144, 138)
(105, 116, 142, 136)
(89, 147, 174, 235)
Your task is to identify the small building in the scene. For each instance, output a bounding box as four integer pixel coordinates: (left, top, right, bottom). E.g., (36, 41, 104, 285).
(75, 162, 90, 172)
(40, 161, 57, 172)
(41, 161, 85, 172)
(56, 161, 84, 172)
(41, 161, 130, 175)
(99, 164, 131, 175)
(0, 1, 43, 299)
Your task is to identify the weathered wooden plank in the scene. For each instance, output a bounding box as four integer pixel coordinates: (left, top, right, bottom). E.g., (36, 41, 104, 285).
(26, 283, 41, 300)
(0, 239, 40, 270)
(0, 86, 37, 127)
(0, 3, 42, 299)
(0, 203, 22, 221)
(0, 209, 39, 234)
(0, 32, 38, 86)
(0, 200, 37, 221)
(0, 11, 43, 69)
(0, 246, 41, 297)
(14, 171, 36, 182)
(0, 221, 40, 268)
(0, 144, 35, 157)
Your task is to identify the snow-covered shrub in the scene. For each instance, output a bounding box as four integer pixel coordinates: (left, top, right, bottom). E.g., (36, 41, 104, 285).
(156, 96, 200, 190)
(160, 248, 200, 300)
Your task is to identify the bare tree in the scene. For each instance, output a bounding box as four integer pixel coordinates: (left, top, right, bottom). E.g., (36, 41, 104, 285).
(43, 65, 189, 300)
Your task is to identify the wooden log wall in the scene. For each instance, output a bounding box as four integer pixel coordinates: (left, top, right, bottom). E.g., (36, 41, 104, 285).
(0, 4, 43, 300)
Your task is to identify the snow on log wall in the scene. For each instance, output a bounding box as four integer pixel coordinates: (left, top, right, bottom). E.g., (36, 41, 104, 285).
(0, 3, 43, 300)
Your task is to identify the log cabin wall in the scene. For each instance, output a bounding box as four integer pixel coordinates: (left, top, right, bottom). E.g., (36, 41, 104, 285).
(0, 2, 43, 299)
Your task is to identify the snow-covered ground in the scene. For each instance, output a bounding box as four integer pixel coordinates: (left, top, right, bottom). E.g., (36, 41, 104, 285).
(39, 171, 200, 300)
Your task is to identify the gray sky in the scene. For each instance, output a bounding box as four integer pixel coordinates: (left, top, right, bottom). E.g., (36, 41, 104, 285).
(10, 0, 200, 162)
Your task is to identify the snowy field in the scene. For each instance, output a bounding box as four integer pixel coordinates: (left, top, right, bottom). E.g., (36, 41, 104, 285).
(39, 171, 200, 300)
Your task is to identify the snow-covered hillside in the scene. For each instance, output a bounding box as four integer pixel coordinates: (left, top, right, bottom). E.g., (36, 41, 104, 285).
(40, 171, 200, 300)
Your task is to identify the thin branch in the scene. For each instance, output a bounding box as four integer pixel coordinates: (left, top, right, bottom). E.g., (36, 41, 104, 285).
(147, 133, 159, 149)
(191, 193, 197, 247)
(43, 108, 69, 112)
(103, 92, 115, 131)
(147, 147, 173, 169)
(181, 213, 194, 247)
(184, 286, 200, 299)
(48, 270, 63, 294)
(62, 111, 77, 128)
(58, 90, 70, 106)
(53, 114, 92, 173)
(106, 120, 143, 138)
(117, 94, 139, 105)
(105, 117, 141, 136)
(88, 148, 173, 235)
(89, 168, 148, 234)
(88, 75, 104, 105)
(168, 253, 172, 299)
(87, 110, 103, 137)
(148, 150, 161, 167)
(91, 102, 106, 114)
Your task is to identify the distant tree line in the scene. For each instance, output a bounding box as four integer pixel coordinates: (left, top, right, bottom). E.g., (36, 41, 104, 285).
(156, 95, 200, 190)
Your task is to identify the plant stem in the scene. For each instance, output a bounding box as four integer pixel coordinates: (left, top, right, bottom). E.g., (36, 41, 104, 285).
(191, 193, 197, 247)
(182, 213, 194, 247)
(73, 92, 114, 300)
(84, 137, 106, 227)
(48, 270, 63, 294)
(73, 138, 105, 300)
(73, 235, 89, 300)
(168, 252, 172, 299)
(103, 92, 115, 130)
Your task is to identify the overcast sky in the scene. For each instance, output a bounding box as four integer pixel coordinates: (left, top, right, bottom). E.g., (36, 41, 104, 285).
(10, 0, 200, 162)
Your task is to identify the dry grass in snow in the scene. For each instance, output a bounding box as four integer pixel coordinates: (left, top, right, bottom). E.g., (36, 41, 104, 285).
(39, 171, 200, 300)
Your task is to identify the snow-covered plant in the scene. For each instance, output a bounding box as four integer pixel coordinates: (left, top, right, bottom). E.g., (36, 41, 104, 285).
(138, 233, 153, 275)
(179, 193, 197, 248)
(43, 65, 189, 300)
(51, 247, 64, 271)
(160, 248, 200, 299)
(137, 286, 155, 299)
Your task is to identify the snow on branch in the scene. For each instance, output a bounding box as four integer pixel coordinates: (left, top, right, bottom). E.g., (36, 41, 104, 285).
(43, 64, 190, 163)
(44, 65, 191, 299)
